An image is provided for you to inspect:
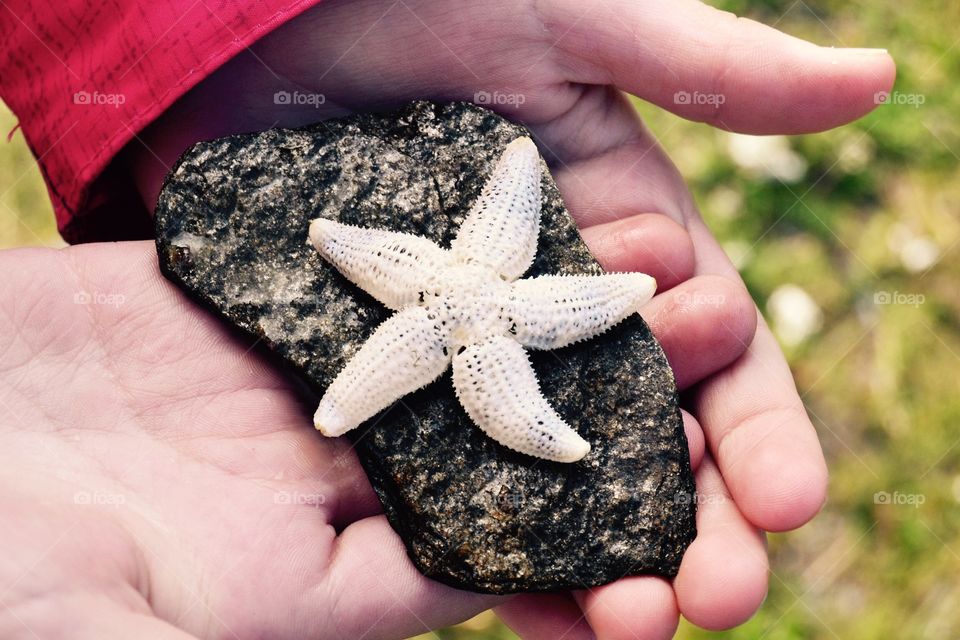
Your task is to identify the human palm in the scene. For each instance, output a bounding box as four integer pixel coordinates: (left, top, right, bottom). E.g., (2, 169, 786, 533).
(3, 0, 895, 638)
(1, 232, 743, 639)
(1, 242, 495, 638)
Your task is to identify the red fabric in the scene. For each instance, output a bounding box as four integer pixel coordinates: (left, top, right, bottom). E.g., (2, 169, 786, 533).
(0, 0, 322, 243)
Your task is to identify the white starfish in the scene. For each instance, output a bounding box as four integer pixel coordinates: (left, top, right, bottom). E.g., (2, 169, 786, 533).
(309, 137, 656, 463)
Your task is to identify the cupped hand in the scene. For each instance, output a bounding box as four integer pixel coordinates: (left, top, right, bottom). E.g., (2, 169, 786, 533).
(0, 232, 721, 638)
(120, 0, 897, 638)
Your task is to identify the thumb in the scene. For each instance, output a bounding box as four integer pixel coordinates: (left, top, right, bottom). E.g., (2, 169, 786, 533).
(541, 0, 896, 133)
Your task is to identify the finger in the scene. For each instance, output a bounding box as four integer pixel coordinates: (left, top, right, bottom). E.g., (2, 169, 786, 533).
(541, 0, 895, 133)
(673, 455, 768, 630)
(319, 515, 502, 638)
(687, 219, 828, 532)
(574, 576, 679, 640)
(578, 214, 695, 290)
(682, 409, 705, 471)
(539, 105, 758, 394)
(495, 593, 594, 640)
(496, 420, 698, 640)
(552, 133, 688, 226)
(640, 275, 757, 390)
(547, 108, 828, 533)
(544, 93, 695, 291)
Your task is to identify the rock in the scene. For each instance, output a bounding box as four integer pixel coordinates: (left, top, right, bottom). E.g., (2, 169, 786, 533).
(155, 101, 696, 594)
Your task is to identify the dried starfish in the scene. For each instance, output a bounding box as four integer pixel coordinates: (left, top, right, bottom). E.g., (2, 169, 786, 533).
(309, 137, 656, 462)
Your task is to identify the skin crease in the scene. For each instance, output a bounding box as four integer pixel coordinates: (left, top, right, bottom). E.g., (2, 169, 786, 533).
(0, 1, 894, 638)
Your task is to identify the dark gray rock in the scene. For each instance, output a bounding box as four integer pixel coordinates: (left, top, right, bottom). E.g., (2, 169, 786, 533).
(155, 101, 696, 594)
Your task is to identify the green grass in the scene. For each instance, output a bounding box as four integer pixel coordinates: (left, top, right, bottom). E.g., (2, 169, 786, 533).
(0, 106, 61, 248)
(3, 1, 958, 637)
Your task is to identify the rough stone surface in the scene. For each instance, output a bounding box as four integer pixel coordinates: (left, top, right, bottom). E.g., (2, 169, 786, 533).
(155, 101, 696, 594)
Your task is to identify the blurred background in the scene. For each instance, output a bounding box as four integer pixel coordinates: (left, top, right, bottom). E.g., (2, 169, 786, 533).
(2, 0, 957, 638)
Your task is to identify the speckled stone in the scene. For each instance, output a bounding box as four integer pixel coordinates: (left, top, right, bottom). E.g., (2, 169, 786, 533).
(155, 101, 696, 594)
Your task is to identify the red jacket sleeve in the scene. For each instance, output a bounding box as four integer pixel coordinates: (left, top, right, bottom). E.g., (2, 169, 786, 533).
(0, 0, 322, 243)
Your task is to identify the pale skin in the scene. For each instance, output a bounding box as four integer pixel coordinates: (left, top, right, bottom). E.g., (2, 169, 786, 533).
(0, 0, 895, 637)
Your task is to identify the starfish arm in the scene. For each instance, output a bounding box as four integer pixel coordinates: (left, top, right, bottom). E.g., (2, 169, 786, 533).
(450, 137, 542, 281)
(507, 273, 657, 350)
(314, 306, 451, 436)
(452, 336, 590, 463)
(309, 218, 453, 310)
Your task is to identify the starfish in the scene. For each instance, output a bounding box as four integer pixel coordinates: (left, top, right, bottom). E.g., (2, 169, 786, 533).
(308, 137, 656, 462)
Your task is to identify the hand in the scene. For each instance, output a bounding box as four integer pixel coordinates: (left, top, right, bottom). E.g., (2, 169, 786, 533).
(0, 236, 714, 637)
(118, 0, 895, 637)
